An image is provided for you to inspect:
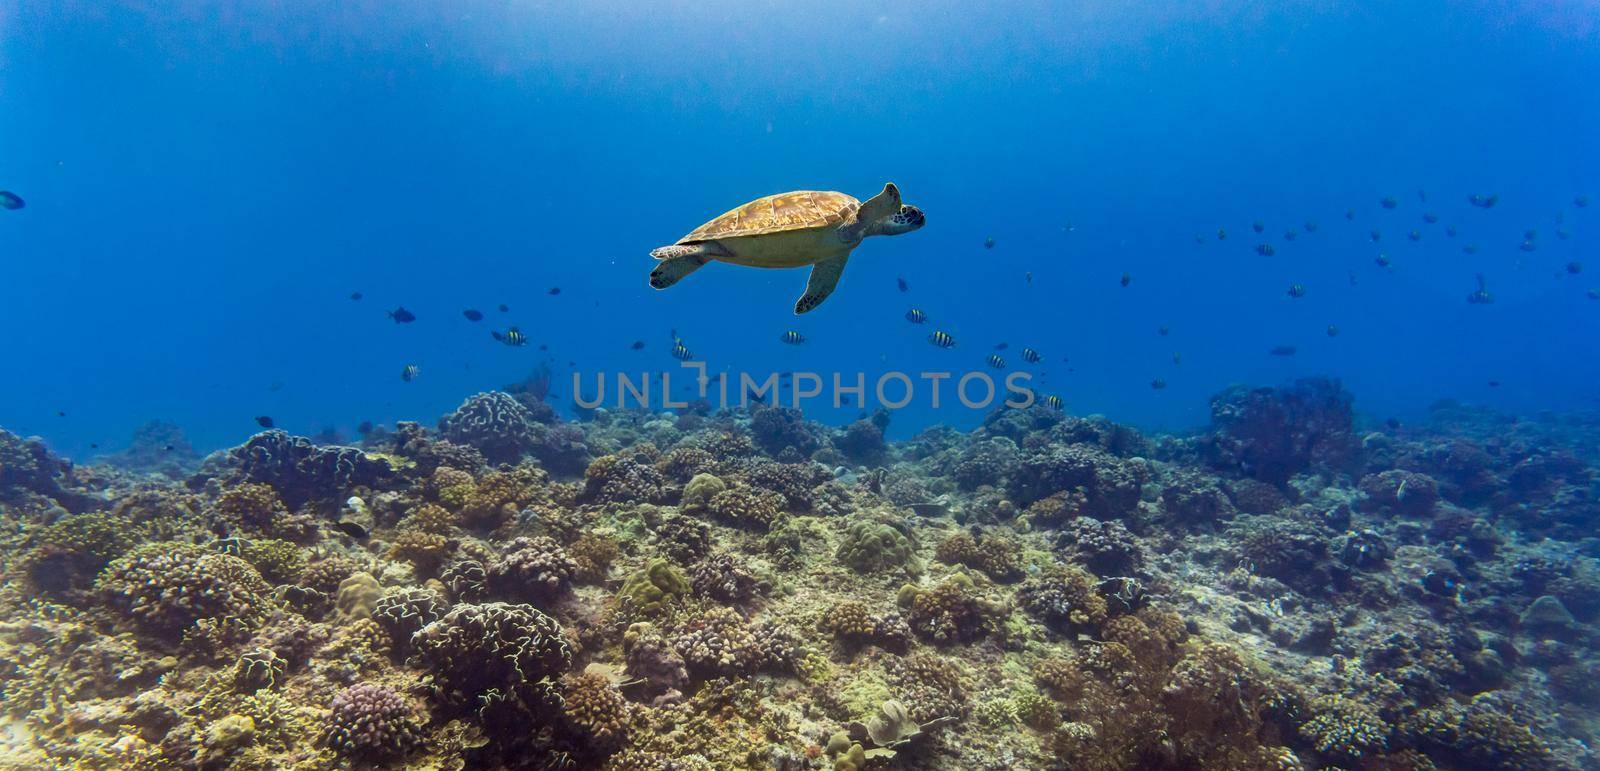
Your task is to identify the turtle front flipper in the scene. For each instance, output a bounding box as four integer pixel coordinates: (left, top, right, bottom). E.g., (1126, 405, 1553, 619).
(794, 254, 849, 314)
(649, 253, 708, 289)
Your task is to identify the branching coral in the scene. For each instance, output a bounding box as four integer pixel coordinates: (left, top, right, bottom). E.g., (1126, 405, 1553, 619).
(97, 542, 273, 642)
(1018, 564, 1109, 635)
(323, 683, 423, 761)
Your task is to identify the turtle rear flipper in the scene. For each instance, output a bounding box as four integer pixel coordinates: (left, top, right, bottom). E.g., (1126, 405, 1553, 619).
(794, 254, 849, 314)
(650, 254, 708, 289)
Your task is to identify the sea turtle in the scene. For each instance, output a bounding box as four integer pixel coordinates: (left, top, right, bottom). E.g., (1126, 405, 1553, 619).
(649, 182, 925, 314)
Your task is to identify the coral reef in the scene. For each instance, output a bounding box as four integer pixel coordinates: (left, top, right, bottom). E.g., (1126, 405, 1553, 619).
(3, 385, 1599, 770)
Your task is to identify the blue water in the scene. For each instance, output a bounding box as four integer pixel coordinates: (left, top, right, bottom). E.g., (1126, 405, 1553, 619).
(2, 2, 1597, 458)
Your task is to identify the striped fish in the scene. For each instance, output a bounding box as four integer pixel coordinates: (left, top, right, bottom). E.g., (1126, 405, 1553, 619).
(986, 354, 1005, 369)
(905, 308, 926, 324)
(928, 330, 955, 348)
(780, 330, 805, 345)
(1021, 347, 1041, 364)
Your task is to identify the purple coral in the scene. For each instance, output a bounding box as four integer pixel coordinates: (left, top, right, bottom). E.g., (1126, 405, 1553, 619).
(324, 683, 422, 760)
(1008, 444, 1146, 514)
(1202, 377, 1357, 485)
(487, 536, 578, 602)
(202, 429, 393, 508)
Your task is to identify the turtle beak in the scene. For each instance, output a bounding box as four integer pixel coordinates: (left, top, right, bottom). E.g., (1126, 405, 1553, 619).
(898, 205, 925, 230)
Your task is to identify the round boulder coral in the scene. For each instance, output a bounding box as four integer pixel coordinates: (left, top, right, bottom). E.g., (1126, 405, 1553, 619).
(412, 602, 572, 709)
(439, 391, 539, 465)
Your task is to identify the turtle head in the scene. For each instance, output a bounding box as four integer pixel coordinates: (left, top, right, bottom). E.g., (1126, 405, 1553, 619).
(871, 204, 926, 237)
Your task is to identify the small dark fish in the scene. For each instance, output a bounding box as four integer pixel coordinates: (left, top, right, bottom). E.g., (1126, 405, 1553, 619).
(1024, 271, 1032, 284)
(539, 344, 549, 351)
(1172, 352, 1181, 365)
(1417, 188, 1427, 202)
(333, 521, 368, 540)
(1558, 229, 1571, 240)
(1158, 325, 1169, 336)
(1423, 212, 1439, 223)
(905, 308, 927, 324)
(630, 340, 645, 350)
(1467, 274, 1494, 305)
(1284, 229, 1298, 241)
(1519, 240, 1536, 253)
(164, 444, 175, 451)
(349, 291, 363, 301)
(1446, 225, 1457, 237)
(462, 309, 484, 322)
(545, 287, 562, 296)
(255, 415, 275, 429)
(1370, 229, 1381, 242)
(1252, 220, 1264, 234)
(1044, 394, 1064, 411)
(1326, 324, 1339, 337)
(1576, 195, 1590, 208)
(780, 330, 805, 345)
(1022, 347, 1042, 363)
(1567, 262, 1583, 275)
(1385, 418, 1401, 430)
(498, 304, 510, 312)
(1304, 220, 1318, 233)
(388, 306, 416, 323)
(928, 330, 955, 348)
(1287, 283, 1306, 298)
(1588, 288, 1600, 300)
(986, 354, 1006, 369)
(357, 421, 375, 434)
(672, 341, 694, 360)
(897, 277, 909, 292)
(984, 236, 996, 249)
(1269, 345, 1297, 357)
(401, 364, 421, 382)
(1525, 229, 1538, 241)
(1408, 230, 1421, 242)
(1488, 380, 1501, 387)
(1375, 254, 1391, 267)
(1346, 208, 1356, 220)
(1380, 196, 1397, 209)
(1120, 272, 1131, 287)
(56, 410, 65, 417)
(492, 327, 528, 346)
(994, 342, 1008, 351)
(0, 191, 24, 210)
(1256, 243, 1275, 257)
(1194, 234, 1205, 245)
(1348, 271, 1358, 286)
(1468, 193, 1499, 208)
(1150, 378, 1167, 390)
(1217, 228, 1227, 240)
(89, 443, 99, 449)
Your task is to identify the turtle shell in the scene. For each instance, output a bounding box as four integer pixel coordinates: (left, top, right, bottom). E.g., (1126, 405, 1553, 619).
(677, 191, 860, 244)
